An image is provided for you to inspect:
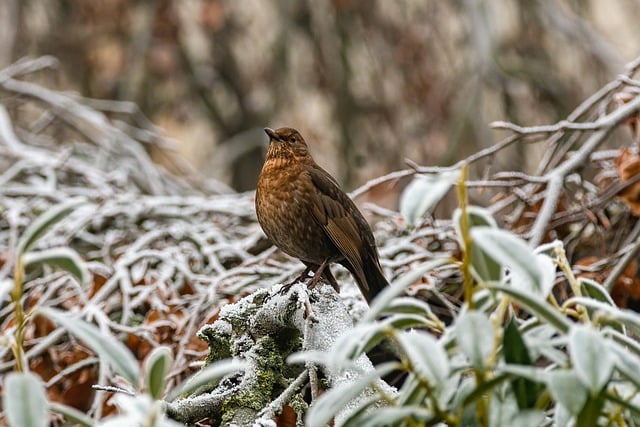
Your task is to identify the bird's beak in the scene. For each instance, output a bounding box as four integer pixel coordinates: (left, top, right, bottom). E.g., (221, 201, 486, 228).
(264, 127, 277, 140)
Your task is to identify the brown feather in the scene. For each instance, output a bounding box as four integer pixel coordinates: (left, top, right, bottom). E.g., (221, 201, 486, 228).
(256, 127, 389, 303)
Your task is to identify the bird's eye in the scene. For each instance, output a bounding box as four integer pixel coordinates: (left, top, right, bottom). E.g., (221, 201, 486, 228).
(289, 135, 296, 143)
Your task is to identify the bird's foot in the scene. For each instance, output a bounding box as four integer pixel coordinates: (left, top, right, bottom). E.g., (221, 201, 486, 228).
(274, 261, 340, 298)
(306, 260, 340, 294)
(290, 267, 313, 286)
(273, 267, 313, 298)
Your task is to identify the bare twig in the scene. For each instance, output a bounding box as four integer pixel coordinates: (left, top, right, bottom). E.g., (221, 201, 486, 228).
(529, 94, 640, 246)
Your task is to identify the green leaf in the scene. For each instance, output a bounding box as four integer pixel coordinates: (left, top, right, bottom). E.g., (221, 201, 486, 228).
(144, 346, 173, 400)
(306, 363, 398, 427)
(396, 375, 428, 406)
(99, 394, 183, 427)
(330, 323, 387, 366)
(499, 364, 548, 384)
(576, 394, 606, 427)
(568, 297, 640, 336)
(453, 206, 501, 282)
(455, 311, 493, 369)
(503, 318, 532, 365)
(4, 372, 48, 427)
(547, 370, 588, 415)
(331, 315, 429, 368)
(610, 337, 640, 388)
(488, 284, 571, 333)
(503, 317, 540, 409)
(577, 280, 624, 333)
(364, 258, 449, 323)
(382, 297, 434, 317)
(488, 391, 544, 427)
(460, 373, 512, 408)
(569, 325, 615, 394)
(168, 359, 247, 401)
(340, 395, 386, 427)
(395, 330, 449, 387)
(579, 278, 616, 306)
(23, 247, 89, 285)
(471, 227, 555, 297)
(17, 197, 86, 255)
(400, 171, 459, 225)
(510, 410, 547, 427)
(48, 402, 94, 427)
(343, 405, 434, 427)
(39, 307, 139, 385)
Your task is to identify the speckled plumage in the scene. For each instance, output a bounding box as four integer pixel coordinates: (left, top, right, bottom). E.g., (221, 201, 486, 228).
(255, 127, 388, 303)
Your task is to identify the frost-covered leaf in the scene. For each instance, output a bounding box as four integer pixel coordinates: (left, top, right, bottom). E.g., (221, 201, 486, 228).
(364, 258, 448, 322)
(579, 278, 616, 306)
(396, 330, 449, 387)
(4, 372, 48, 427)
(330, 315, 428, 368)
(611, 340, 640, 388)
(329, 323, 385, 366)
(168, 359, 247, 401)
(455, 311, 493, 369)
(489, 284, 571, 333)
(400, 171, 459, 225)
(144, 346, 173, 400)
(472, 227, 555, 297)
(568, 297, 640, 336)
(48, 402, 94, 427)
(569, 326, 615, 394)
(17, 197, 86, 255)
(23, 247, 89, 285)
(39, 307, 139, 385)
(97, 394, 182, 427)
(453, 206, 501, 282)
(307, 363, 398, 427)
(455, 206, 498, 229)
(0, 278, 12, 303)
(526, 253, 555, 298)
(287, 350, 334, 367)
(547, 370, 588, 415)
(382, 296, 434, 317)
(510, 410, 547, 427)
(489, 391, 544, 427)
(343, 405, 434, 427)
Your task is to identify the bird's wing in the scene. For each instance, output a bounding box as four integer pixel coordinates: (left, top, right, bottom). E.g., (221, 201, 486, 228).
(307, 166, 367, 282)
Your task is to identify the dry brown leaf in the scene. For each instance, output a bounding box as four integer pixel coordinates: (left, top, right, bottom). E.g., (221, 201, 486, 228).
(616, 147, 640, 216)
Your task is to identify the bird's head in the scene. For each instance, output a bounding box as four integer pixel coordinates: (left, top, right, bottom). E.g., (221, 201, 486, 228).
(264, 127, 311, 160)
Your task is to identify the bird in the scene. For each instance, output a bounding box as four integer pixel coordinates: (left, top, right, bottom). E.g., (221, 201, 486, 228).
(255, 126, 389, 304)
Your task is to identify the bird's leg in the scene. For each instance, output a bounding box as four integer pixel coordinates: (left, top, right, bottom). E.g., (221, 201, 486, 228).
(277, 261, 339, 297)
(307, 258, 340, 293)
(307, 259, 328, 288)
(290, 265, 313, 285)
(276, 265, 315, 297)
(320, 268, 340, 293)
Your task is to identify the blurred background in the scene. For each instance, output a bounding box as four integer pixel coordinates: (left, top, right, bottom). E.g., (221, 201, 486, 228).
(2, 0, 638, 194)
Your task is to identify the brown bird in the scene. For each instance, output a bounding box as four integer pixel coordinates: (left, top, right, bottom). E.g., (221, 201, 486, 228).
(255, 127, 388, 304)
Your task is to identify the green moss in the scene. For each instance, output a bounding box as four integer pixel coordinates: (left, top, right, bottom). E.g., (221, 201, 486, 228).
(218, 335, 308, 424)
(199, 290, 308, 422)
(289, 393, 308, 416)
(198, 324, 232, 365)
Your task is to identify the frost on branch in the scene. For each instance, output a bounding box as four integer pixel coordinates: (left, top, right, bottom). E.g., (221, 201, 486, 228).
(167, 283, 395, 425)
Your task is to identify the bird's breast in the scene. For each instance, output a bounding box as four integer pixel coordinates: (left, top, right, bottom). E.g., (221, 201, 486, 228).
(256, 159, 338, 263)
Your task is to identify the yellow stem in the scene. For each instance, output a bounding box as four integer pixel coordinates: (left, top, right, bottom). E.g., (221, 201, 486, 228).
(11, 256, 26, 373)
(457, 164, 474, 309)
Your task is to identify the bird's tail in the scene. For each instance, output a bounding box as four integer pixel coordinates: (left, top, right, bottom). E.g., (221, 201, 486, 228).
(362, 259, 389, 303)
(343, 254, 388, 304)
